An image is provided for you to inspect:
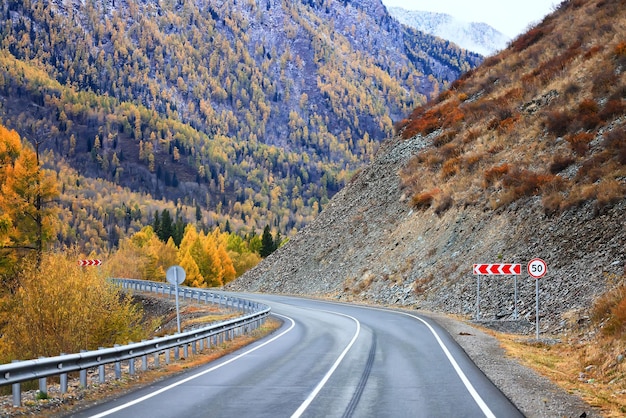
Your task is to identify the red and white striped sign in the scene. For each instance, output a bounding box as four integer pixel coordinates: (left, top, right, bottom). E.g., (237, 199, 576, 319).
(473, 263, 521, 275)
(78, 259, 102, 267)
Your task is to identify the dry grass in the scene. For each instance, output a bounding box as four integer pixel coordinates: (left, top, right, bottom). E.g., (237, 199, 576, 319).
(492, 331, 626, 417)
(486, 276, 626, 417)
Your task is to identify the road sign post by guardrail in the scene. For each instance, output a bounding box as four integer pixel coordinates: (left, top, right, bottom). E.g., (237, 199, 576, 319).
(473, 263, 522, 320)
(166, 265, 186, 333)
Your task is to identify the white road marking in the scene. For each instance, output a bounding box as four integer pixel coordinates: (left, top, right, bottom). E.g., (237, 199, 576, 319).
(88, 314, 296, 418)
(356, 305, 496, 418)
(290, 311, 361, 418)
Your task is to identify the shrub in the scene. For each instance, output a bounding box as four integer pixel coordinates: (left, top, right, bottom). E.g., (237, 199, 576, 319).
(434, 193, 454, 215)
(510, 27, 546, 52)
(439, 142, 462, 159)
(462, 153, 483, 172)
(545, 110, 572, 137)
(604, 126, 626, 164)
(432, 130, 457, 147)
(592, 284, 626, 338)
(577, 99, 601, 130)
(549, 154, 576, 173)
(565, 132, 594, 156)
(441, 157, 461, 178)
(501, 169, 555, 199)
(595, 179, 625, 210)
(592, 68, 618, 95)
(599, 99, 625, 122)
(463, 128, 481, 143)
(483, 163, 510, 187)
(583, 44, 603, 59)
(613, 41, 626, 68)
(411, 188, 440, 209)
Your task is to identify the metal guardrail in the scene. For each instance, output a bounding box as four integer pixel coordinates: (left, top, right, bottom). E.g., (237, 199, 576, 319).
(0, 278, 271, 407)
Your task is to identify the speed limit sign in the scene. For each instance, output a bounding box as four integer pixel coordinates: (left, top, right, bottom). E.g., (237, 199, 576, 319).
(528, 258, 547, 279)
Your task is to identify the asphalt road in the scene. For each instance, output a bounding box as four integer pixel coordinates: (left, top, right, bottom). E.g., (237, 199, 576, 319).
(68, 294, 523, 418)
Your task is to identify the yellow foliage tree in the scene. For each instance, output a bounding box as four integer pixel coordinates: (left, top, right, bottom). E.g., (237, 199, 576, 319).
(0, 251, 146, 362)
(179, 250, 203, 288)
(0, 125, 58, 292)
(106, 226, 178, 281)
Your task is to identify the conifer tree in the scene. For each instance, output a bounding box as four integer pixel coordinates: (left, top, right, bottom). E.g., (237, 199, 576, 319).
(260, 225, 274, 258)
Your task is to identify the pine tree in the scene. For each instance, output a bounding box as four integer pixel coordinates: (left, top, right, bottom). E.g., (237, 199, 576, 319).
(158, 209, 174, 242)
(260, 225, 274, 258)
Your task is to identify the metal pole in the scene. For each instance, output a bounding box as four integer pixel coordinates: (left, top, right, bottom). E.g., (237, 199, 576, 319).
(476, 275, 481, 320)
(535, 279, 540, 340)
(514, 276, 518, 320)
(175, 272, 181, 334)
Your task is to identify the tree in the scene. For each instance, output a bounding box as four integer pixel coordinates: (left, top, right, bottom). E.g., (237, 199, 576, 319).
(0, 250, 145, 362)
(0, 126, 58, 291)
(158, 209, 174, 242)
(260, 225, 274, 258)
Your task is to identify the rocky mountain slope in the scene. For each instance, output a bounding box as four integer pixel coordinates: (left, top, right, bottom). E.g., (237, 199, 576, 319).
(387, 7, 509, 56)
(230, 0, 626, 333)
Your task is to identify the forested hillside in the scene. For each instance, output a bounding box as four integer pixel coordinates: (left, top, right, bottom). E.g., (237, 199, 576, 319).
(0, 0, 481, 248)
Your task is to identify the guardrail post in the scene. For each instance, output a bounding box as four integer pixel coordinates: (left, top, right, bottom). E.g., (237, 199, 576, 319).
(191, 341, 197, 355)
(174, 345, 180, 360)
(129, 354, 135, 376)
(199, 337, 204, 351)
(38, 357, 47, 398)
(98, 348, 106, 383)
(80, 350, 88, 387)
(11, 360, 21, 407)
(114, 345, 122, 379)
(165, 348, 171, 364)
(142, 347, 148, 371)
(60, 352, 68, 393)
(183, 344, 189, 358)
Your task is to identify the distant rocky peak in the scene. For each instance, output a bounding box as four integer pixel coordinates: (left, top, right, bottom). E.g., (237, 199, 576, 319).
(387, 7, 510, 56)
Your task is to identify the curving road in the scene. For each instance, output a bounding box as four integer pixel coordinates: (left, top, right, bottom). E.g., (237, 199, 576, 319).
(68, 294, 522, 418)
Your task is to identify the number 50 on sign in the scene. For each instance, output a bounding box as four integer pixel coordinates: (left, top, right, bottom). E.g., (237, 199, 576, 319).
(527, 258, 547, 279)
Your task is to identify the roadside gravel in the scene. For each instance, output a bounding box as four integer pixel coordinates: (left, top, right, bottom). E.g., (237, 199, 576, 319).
(425, 311, 601, 418)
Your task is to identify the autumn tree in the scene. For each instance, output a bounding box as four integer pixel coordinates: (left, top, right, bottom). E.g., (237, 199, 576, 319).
(0, 125, 58, 292)
(259, 225, 272, 258)
(0, 250, 146, 362)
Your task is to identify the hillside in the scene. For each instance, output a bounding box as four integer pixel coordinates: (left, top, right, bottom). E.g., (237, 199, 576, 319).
(387, 7, 510, 56)
(230, 0, 626, 332)
(0, 0, 481, 247)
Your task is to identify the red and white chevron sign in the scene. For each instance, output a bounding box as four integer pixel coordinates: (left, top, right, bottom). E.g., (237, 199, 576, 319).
(473, 263, 521, 275)
(78, 259, 102, 267)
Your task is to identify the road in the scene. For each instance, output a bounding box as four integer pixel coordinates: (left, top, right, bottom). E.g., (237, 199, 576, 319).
(69, 294, 523, 418)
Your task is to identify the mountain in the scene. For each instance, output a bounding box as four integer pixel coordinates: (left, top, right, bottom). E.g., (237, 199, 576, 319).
(231, 0, 626, 332)
(0, 0, 482, 247)
(387, 7, 509, 56)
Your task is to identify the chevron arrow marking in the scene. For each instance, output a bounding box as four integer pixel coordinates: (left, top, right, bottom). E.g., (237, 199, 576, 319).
(473, 263, 521, 275)
(78, 259, 102, 267)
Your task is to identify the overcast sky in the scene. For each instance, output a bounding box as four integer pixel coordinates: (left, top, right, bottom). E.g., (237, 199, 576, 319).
(380, 0, 560, 38)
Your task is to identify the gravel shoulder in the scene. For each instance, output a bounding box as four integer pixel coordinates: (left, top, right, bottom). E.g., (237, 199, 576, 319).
(424, 310, 602, 418)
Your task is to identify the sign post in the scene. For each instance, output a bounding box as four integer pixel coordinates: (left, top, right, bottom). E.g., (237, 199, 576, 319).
(527, 258, 547, 340)
(473, 263, 522, 320)
(166, 265, 186, 334)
